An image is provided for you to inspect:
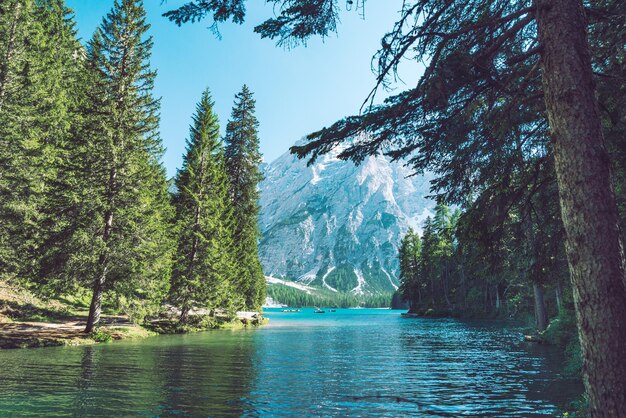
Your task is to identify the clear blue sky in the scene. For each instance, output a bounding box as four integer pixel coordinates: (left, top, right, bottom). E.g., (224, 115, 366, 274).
(66, 0, 421, 176)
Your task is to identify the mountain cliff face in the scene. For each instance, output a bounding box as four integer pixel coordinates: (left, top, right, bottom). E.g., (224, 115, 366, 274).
(259, 141, 434, 295)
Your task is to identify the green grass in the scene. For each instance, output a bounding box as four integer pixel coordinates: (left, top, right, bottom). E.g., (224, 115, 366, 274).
(89, 329, 113, 343)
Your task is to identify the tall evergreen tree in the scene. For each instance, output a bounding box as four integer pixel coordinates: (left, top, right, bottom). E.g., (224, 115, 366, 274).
(75, 0, 173, 332)
(432, 204, 454, 309)
(171, 89, 238, 322)
(398, 228, 421, 312)
(223, 85, 265, 310)
(0, 0, 41, 275)
(0, 0, 84, 282)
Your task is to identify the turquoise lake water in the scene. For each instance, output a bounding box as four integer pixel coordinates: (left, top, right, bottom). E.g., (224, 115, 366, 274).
(0, 308, 581, 416)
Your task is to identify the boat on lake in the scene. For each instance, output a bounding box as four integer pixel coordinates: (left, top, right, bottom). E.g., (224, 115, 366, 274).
(314, 308, 325, 314)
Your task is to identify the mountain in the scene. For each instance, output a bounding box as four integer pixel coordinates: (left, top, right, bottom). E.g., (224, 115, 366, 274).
(259, 139, 435, 297)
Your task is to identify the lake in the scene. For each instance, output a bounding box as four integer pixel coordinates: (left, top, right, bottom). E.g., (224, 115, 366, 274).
(0, 308, 581, 416)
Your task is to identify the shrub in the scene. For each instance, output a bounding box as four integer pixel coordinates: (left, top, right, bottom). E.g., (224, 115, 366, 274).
(90, 329, 113, 343)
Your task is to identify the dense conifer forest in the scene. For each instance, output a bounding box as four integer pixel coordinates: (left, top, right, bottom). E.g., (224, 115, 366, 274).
(267, 284, 392, 309)
(0, 0, 266, 331)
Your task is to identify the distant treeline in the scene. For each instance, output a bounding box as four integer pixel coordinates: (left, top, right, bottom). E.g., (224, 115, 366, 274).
(0, 0, 265, 331)
(267, 284, 392, 309)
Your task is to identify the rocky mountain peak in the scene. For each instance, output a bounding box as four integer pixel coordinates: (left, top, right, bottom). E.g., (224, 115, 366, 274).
(259, 139, 434, 295)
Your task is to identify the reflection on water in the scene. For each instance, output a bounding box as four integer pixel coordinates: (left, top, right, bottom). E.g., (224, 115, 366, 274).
(0, 332, 258, 416)
(0, 309, 581, 416)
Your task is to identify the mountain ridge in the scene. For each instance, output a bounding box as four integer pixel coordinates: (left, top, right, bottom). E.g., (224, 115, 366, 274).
(258, 140, 435, 296)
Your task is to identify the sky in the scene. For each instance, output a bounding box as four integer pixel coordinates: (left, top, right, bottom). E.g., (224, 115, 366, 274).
(65, 0, 422, 176)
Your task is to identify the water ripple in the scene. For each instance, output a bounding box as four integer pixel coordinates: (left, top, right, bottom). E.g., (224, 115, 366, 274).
(0, 309, 581, 416)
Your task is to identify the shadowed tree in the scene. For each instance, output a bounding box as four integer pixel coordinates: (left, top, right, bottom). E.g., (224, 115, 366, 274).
(165, 0, 626, 412)
(398, 228, 421, 311)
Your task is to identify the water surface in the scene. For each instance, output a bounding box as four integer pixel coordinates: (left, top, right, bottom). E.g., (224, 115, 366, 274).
(0, 308, 581, 416)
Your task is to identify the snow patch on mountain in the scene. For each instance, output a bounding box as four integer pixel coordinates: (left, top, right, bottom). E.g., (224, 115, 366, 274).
(353, 269, 366, 295)
(322, 266, 338, 292)
(265, 276, 316, 294)
(259, 138, 435, 295)
(382, 268, 399, 291)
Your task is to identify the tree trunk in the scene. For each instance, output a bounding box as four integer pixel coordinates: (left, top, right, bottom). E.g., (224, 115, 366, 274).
(555, 282, 563, 312)
(417, 283, 422, 306)
(536, 0, 626, 413)
(85, 271, 105, 333)
(179, 304, 190, 324)
(443, 263, 452, 309)
(533, 283, 548, 332)
(85, 209, 113, 333)
(495, 286, 501, 311)
(413, 254, 421, 309)
(483, 283, 488, 313)
(459, 258, 468, 310)
(430, 276, 435, 308)
(85, 167, 116, 333)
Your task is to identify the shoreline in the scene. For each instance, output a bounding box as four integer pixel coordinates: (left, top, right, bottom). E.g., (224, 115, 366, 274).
(0, 305, 268, 350)
(0, 314, 268, 350)
(1, 279, 267, 350)
(0, 315, 154, 350)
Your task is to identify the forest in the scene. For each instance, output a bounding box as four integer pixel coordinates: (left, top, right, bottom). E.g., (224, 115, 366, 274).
(397, 202, 581, 370)
(163, 0, 626, 413)
(1, 0, 625, 414)
(267, 284, 392, 308)
(0, 0, 266, 332)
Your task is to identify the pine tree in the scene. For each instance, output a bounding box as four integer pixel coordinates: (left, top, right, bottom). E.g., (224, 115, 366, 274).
(171, 89, 238, 322)
(432, 203, 454, 309)
(223, 85, 265, 310)
(398, 228, 421, 312)
(0, 0, 39, 275)
(420, 217, 439, 309)
(75, 0, 173, 332)
(0, 0, 84, 283)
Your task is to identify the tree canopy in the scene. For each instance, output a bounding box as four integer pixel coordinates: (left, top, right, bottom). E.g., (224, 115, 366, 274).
(165, 0, 626, 412)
